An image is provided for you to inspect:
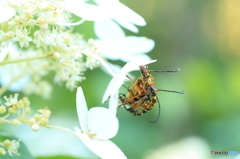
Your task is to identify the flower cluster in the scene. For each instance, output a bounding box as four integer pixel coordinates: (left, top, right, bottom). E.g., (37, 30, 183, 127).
(0, 0, 88, 97)
(0, 0, 156, 158)
(0, 0, 154, 98)
(0, 139, 20, 156)
(1, 93, 51, 132)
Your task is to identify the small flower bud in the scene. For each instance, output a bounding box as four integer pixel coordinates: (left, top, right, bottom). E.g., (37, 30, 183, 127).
(88, 38, 96, 47)
(28, 118, 36, 125)
(0, 148, 6, 155)
(25, 19, 36, 26)
(8, 1, 20, 8)
(0, 105, 6, 114)
(31, 123, 39, 132)
(16, 100, 24, 109)
(41, 107, 51, 118)
(37, 16, 45, 24)
(53, 52, 61, 59)
(39, 118, 48, 126)
(3, 139, 11, 147)
(40, 23, 48, 30)
(24, 107, 31, 115)
(33, 114, 41, 121)
(11, 119, 22, 126)
(22, 97, 30, 107)
(8, 107, 17, 114)
(25, 11, 33, 19)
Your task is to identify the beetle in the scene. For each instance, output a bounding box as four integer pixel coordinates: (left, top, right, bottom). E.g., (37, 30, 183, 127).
(118, 65, 184, 123)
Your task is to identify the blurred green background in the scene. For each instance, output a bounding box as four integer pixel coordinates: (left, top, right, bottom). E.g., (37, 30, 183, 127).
(3, 0, 240, 159)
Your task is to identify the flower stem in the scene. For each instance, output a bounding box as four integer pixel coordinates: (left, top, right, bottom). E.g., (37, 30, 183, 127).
(45, 125, 78, 137)
(0, 117, 11, 124)
(0, 53, 53, 66)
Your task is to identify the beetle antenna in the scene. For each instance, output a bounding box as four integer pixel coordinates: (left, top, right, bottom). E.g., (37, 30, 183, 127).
(156, 89, 185, 94)
(148, 67, 181, 73)
(150, 95, 161, 123)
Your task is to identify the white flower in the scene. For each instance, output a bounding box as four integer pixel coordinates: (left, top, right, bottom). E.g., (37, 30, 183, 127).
(3, 139, 20, 156)
(102, 59, 157, 104)
(75, 87, 126, 159)
(8, 140, 20, 156)
(63, 0, 145, 33)
(12, 29, 32, 48)
(94, 20, 155, 62)
(4, 94, 19, 107)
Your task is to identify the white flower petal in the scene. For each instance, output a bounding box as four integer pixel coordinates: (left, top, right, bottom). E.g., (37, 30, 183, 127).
(75, 126, 94, 149)
(91, 139, 127, 159)
(118, 54, 152, 63)
(96, 33, 154, 61)
(96, 37, 153, 62)
(87, 107, 118, 140)
(114, 17, 139, 33)
(100, 61, 122, 77)
(108, 91, 119, 117)
(102, 60, 157, 102)
(95, 40, 121, 60)
(86, 52, 116, 76)
(121, 36, 155, 54)
(115, 3, 146, 26)
(94, 20, 125, 41)
(93, 0, 120, 5)
(102, 75, 118, 103)
(76, 87, 88, 132)
(0, 6, 15, 23)
(64, 0, 113, 21)
(75, 127, 127, 159)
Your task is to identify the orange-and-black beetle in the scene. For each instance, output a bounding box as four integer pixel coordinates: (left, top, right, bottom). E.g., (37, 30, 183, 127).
(118, 65, 184, 123)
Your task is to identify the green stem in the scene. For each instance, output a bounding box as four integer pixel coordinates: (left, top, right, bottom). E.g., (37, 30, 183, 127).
(0, 118, 11, 124)
(45, 125, 78, 137)
(0, 53, 53, 66)
(0, 113, 10, 119)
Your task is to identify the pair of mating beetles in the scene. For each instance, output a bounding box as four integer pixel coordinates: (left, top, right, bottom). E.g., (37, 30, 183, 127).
(118, 65, 184, 123)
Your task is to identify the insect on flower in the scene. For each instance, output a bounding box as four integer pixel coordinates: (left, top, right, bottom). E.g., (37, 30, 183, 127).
(118, 65, 184, 123)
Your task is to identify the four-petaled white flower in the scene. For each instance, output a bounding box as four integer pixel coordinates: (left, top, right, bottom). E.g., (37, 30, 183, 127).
(75, 87, 127, 159)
